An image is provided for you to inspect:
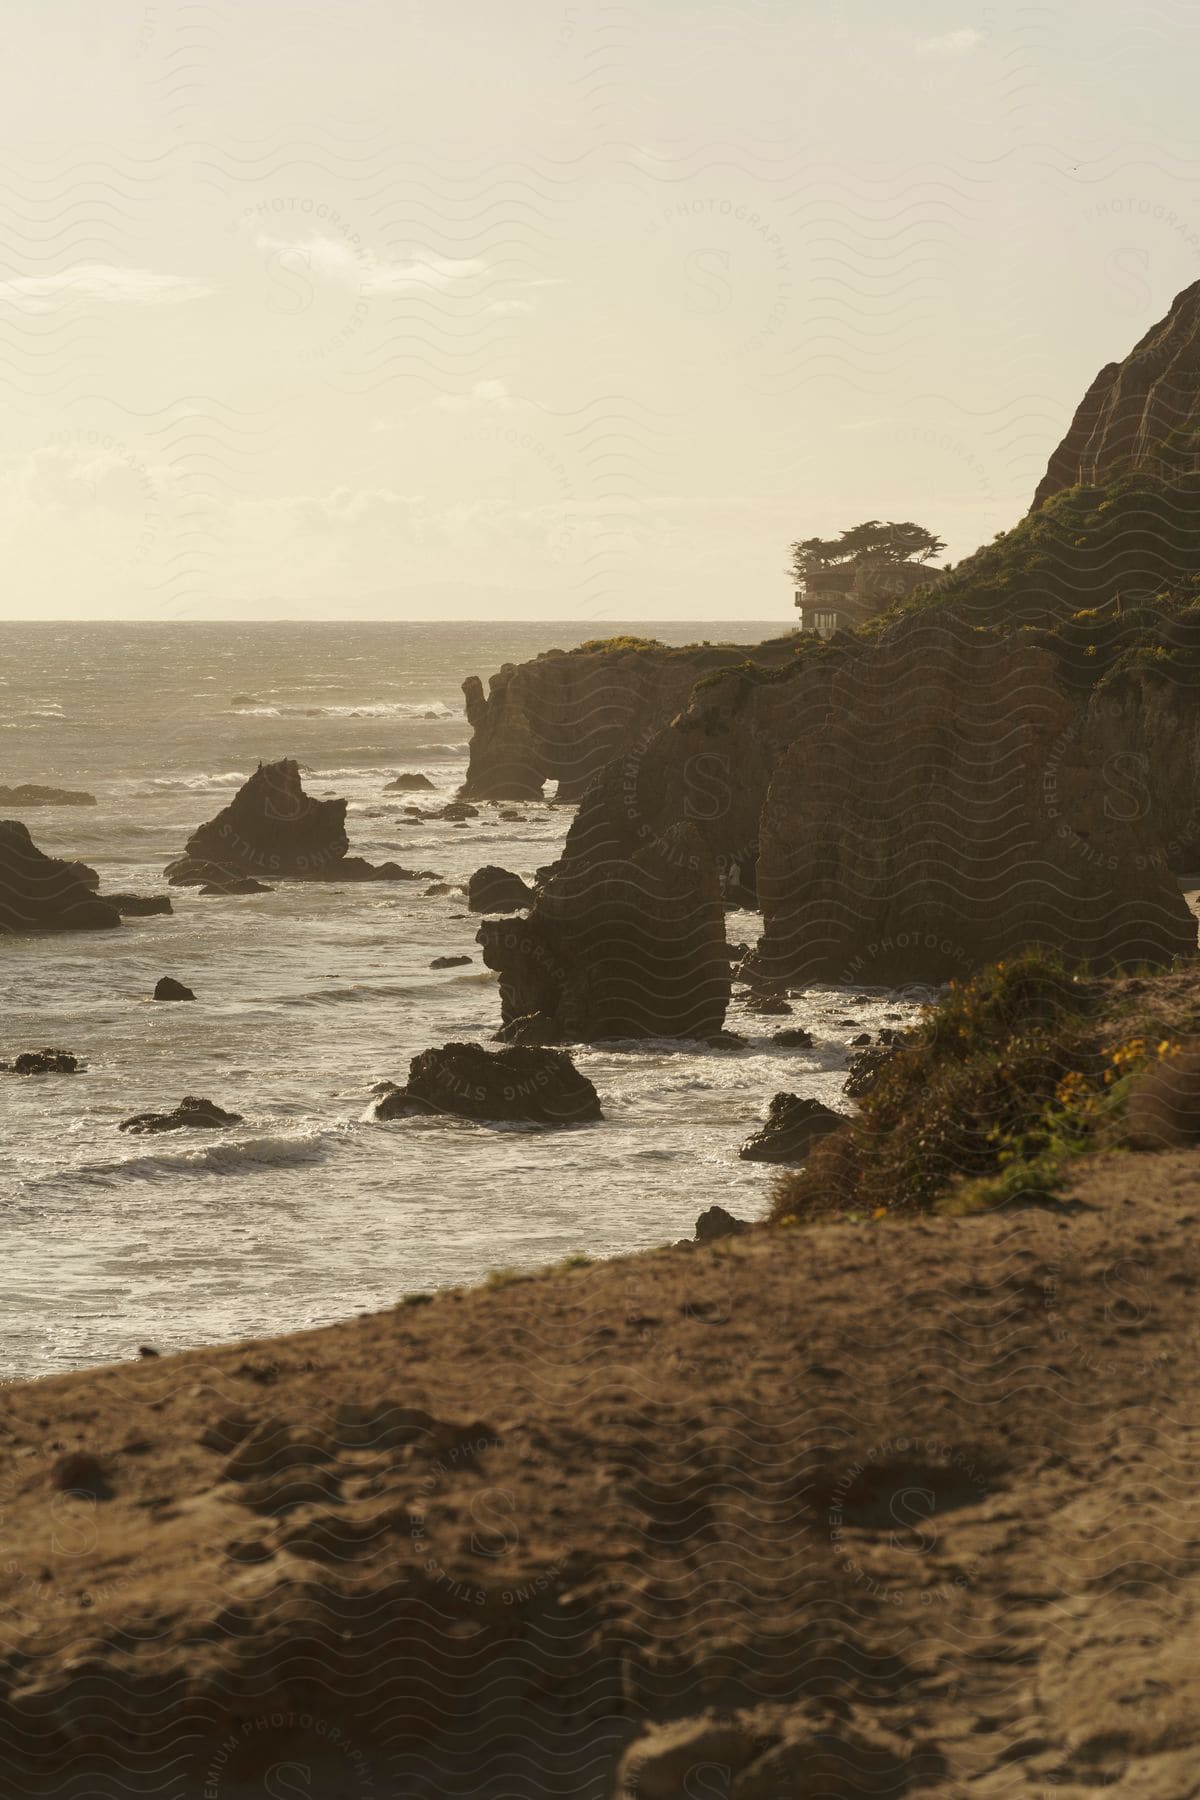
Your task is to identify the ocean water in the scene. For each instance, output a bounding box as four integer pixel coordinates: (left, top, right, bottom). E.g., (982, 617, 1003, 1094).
(0, 622, 923, 1381)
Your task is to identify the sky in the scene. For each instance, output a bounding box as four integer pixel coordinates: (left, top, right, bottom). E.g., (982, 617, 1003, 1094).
(1, 0, 1199, 623)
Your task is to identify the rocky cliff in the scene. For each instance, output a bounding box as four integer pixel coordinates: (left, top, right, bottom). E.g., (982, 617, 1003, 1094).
(753, 614, 1196, 985)
(1033, 277, 1200, 508)
(479, 764, 731, 1039)
(0, 821, 121, 932)
(460, 634, 799, 801)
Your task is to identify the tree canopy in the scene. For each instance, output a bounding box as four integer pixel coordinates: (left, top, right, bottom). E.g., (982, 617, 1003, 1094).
(789, 519, 945, 584)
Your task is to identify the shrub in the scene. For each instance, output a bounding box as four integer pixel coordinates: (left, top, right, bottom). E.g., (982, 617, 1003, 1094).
(770, 951, 1108, 1222)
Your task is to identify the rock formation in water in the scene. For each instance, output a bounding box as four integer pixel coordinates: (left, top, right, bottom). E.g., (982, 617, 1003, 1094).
(384, 772, 435, 791)
(478, 758, 732, 1040)
(459, 635, 800, 802)
(120, 1097, 243, 1134)
(164, 760, 432, 887)
(3, 1048, 80, 1074)
(107, 892, 173, 916)
(0, 784, 96, 807)
(0, 820, 122, 932)
(467, 865, 535, 913)
(374, 1041, 601, 1124)
(153, 977, 195, 1002)
(739, 1094, 845, 1163)
(1033, 278, 1200, 508)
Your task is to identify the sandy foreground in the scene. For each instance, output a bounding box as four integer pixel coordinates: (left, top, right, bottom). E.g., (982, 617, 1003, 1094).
(1, 1152, 1198, 1799)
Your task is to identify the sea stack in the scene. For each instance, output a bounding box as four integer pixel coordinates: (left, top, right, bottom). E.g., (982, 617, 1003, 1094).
(0, 821, 121, 933)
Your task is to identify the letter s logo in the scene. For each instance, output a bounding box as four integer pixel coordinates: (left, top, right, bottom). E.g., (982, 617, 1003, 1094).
(685, 248, 733, 316)
(1104, 1257, 1148, 1326)
(683, 751, 732, 822)
(888, 1485, 938, 1556)
(469, 1487, 520, 1560)
(1103, 750, 1151, 824)
(265, 1763, 312, 1798)
(265, 245, 314, 316)
(1105, 246, 1153, 318)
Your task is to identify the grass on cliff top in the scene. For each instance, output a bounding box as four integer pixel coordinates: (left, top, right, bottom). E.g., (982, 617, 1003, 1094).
(771, 949, 1200, 1224)
(880, 471, 1200, 635)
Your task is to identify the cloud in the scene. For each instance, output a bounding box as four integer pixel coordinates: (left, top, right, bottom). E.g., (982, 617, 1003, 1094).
(254, 234, 487, 294)
(916, 26, 982, 57)
(0, 263, 211, 309)
(433, 379, 525, 413)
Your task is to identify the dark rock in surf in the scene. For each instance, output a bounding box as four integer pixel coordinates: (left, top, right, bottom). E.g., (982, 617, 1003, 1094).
(199, 879, 273, 896)
(106, 892, 173, 916)
(844, 1044, 900, 1099)
(0, 784, 96, 807)
(493, 1011, 561, 1046)
(375, 1042, 601, 1126)
(430, 954, 471, 968)
(384, 772, 435, 791)
(478, 765, 731, 1043)
(164, 760, 437, 887)
(695, 1204, 749, 1243)
(0, 821, 121, 933)
(5, 1049, 80, 1075)
(165, 760, 349, 885)
(467, 865, 535, 914)
(772, 1028, 814, 1048)
(739, 1093, 845, 1164)
(120, 1096, 242, 1134)
(153, 977, 196, 1002)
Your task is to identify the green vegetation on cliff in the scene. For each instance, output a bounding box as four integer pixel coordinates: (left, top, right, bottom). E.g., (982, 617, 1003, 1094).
(888, 472, 1200, 631)
(772, 951, 1200, 1224)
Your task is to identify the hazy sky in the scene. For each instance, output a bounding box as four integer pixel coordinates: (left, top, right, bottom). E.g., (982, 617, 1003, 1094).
(1, 0, 1198, 622)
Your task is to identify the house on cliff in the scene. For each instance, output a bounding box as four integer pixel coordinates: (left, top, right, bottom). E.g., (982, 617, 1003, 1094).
(794, 559, 943, 636)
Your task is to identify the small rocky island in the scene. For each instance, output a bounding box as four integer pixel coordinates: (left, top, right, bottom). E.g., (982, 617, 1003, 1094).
(165, 759, 440, 887)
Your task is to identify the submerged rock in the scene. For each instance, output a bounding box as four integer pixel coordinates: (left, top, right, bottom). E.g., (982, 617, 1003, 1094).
(739, 1093, 845, 1164)
(467, 865, 535, 914)
(198, 878, 273, 896)
(374, 1042, 602, 1125)
(0, 784, 96, 807)
(120, 1096, 242, 1134)
(493, 1011, 561, 1046)
(4, 1049, 80, 1075)
(106, 892, 173, 916)
(153, 977, 196, 1002)
(0, 821, 121, 933)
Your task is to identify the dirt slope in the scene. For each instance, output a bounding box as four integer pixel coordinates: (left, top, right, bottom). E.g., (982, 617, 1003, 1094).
(1, 1152, 1199, 1798)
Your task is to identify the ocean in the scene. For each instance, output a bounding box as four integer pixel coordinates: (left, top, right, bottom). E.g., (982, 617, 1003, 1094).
(0, 621, 922, 1381)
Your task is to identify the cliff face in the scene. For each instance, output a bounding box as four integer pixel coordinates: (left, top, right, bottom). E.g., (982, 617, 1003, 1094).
(1033, 278, 1200, 508)
(459, 636, 799, 802)
(479, 756, 731, 1040)
(617, 614, 1198, 987)
(0, 821, 122, 933)
(752, 615, 1196, 986)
